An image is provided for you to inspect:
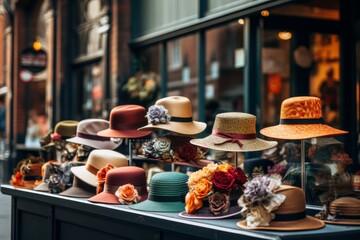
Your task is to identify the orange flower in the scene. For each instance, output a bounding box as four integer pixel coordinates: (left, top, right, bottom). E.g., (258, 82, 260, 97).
(96, 164, 115, 184)
(185, 192, 203, 214)
(116, 184, 139, 205)
(11, 172, 24, 186)
(193, 178, 212, 199)
(202, 163, 218, 181)
(96, 183, 104, 195)
(188, 171, 203, 188)
(218, 163, 235, 172)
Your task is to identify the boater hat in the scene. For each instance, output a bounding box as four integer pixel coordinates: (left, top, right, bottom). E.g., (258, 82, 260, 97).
(237, 185, 325, 231)
(129, 172, 189, 212)
(318, 197, 360, 225)
(138, 96, 207, 135)
(88, 166, 148, 204)
(97, 105, 151, 138)
(71, 149, 128, 187)
(190, 112, 277, 152)
(260, 96, 347, 140)
(67, 119, 122, 149)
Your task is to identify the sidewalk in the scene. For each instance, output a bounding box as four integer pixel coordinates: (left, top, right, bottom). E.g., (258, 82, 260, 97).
(0, 186, 11, 240)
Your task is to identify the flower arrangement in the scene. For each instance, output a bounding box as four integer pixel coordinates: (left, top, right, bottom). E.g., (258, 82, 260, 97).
(142, 137, 207, 164)
(238, 175, 284, 227)
(185, 163, 247, 215)
(115, 184, 139, 204)
(96, 164, 115, 194)
(122, 72, 158, 106)
(145, 105, 171, 125)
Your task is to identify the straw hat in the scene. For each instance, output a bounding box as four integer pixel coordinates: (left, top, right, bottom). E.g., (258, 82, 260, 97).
(71, 149, 128, 187)
(44, 120, 79, 147)
(129, 172, 189, 212)
(66, 119, 122, 149)
(260, 96, 347, 140)
(97, 105, 151, 138)
(10, 161, 44, 190)
(320, 197, 360, 225)
(138, 96, 206, 135)
(88, 166, 148, 204)
(237, 185, 325, 231)
(190, 112, 277, 152)
(59, 176, 96, 198)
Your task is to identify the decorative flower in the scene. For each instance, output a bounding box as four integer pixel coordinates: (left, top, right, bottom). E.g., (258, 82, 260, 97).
(185, 163, 247, 214)
(142, 140, 156, 157)
(146, 105, 171, 125)
(48, 173, 66, 193)
(11, 171, 24, 186)
(50, 133, 62, 142)
(208, 192, 230, 216)
(238, 175, 285, 227)
(153, 137, 171, 154)
(96, 164, 115, 194)
(115, 184, 139, 205)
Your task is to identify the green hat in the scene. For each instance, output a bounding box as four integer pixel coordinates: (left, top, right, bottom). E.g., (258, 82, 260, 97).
(43, 120, 78, 148)
(129, 172, 188, 212)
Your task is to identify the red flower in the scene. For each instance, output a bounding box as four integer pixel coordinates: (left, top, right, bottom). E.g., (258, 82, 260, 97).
(51, 133, 62, 141)
(228, 168, 247, 190)
(212, 171, 235, 193)
(176, 142, 198, 162)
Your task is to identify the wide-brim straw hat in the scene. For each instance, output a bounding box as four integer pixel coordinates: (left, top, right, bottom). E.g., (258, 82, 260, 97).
(237, 185, 325, 231)
(88, 166, 148, 204)
(67, 119, 122, 149)
(138, 96, 207, 135)
(59, 176, 96, 198)
(322, 197, 360, 225)
(71, 149, 128, 187)
(260, 96, 347, 140)
(44, 120, 79, 147)
(129, 172, 189, 212)
(97, 105, 151, 138)
(190, 112, 277, 152)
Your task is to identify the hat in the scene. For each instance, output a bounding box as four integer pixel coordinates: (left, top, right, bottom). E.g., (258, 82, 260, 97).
(260, 96, 348, 140)
(138, 96, 207, 135)
(190, 112, 277, 152)
(71, 149, 128, 187)
(179, 162, 247, 219)
(97, 105, 151, 138)
(129, 172, 189, 212)
(88, 166, 148, 204)
(33, 161, 61, 192)
(237, 184, 325, 231)
(243, 158, 274, 179)
(317, 197, 360, 225)
(66, 119, 122, 149)
(44, 120, 79, 147)
(10, 161, 44, 190)
(59, 176, 96, 198)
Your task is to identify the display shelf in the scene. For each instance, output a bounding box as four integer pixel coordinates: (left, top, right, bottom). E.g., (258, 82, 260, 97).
(1, 184, 360, 240)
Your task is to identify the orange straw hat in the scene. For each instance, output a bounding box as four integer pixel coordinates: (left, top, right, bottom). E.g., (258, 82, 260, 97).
(260, 96, 347, 140)
(138, 96, 207, 135)
(190, 112, 277, 152)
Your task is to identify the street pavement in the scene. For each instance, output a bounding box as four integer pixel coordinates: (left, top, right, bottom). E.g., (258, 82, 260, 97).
(0, 159, 11, 240)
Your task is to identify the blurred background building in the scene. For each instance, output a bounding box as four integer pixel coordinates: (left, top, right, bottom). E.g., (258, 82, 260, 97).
(0, 0, 359, 180)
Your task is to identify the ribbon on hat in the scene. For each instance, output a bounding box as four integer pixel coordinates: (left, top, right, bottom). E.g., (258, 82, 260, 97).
(104, 184, 147, 194)
(273, 211, 306, 221)
(280, 117, 325, 125)
(170, 116, 193, 123)
(77, 132, 110, 141)
(212, 129, 256, 148)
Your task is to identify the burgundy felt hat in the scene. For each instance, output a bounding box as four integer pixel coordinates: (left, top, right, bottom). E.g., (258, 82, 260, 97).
(88, 166, 148, 204)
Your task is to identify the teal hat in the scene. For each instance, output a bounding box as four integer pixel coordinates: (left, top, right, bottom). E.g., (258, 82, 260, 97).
(129, 172, 188, 212)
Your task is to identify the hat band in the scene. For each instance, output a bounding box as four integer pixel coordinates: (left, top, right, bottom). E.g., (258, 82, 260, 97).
(111, 121, 147, 131)
(105, 184, 147, 194)
(212, 129, 256, 147)
(273, 210, 306, 221)
(280, 117, 325, 125)
(86, 164, 99, 175)
(23, 176, 42, 181)
(148, 194, 186, 202)
(170, 116, 193, 123)
(77, 132, 110, 142)
(333, 213, 360, 220)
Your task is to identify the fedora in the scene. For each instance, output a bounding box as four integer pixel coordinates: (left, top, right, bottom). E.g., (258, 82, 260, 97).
(71, 149, 128, 187)
(316, 197, 360, 225)
(10, 160, 44, 190)
(190, 112, 277, 152)
(33, 161, 61, 192)
(59, 175, 96, 198)
(67, 119, 122, 149)
(88, 166, 148, 204)
(237, 181, 325, 231)
(129, 172, 189, 212)
(97, 105, 151, 138)
(44, 120, 79, 147)
(138, 96, 207, 135)
(260, 96, 347, 140)
(179, 162, 247, 219)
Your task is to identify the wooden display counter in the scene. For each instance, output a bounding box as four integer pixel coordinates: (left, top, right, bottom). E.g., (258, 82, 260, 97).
(1, 184, 360, 240)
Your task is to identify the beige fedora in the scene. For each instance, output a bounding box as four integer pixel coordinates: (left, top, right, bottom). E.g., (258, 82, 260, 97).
(71, 149, 128, 187)
(190, 112, 277, 152)
(138, 96, 207, 135)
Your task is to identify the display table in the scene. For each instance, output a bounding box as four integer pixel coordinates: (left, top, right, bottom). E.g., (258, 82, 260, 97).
(1, 184, 360, 240)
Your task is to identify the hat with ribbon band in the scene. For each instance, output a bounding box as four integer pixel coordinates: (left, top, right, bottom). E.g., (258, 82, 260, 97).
(190, 112, 277, 152)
